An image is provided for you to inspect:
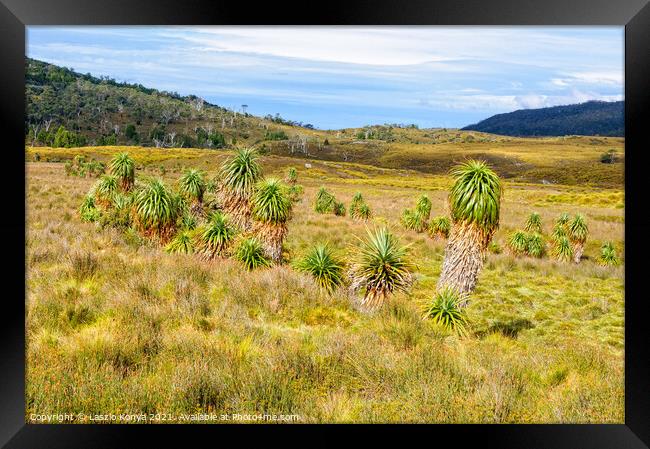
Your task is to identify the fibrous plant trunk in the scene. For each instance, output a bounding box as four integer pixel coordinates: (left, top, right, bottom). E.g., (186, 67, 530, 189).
(437, 222, 492, 301)
(253, 221, 287, 263)
(573, 242, 584, 264)
(218, 188, 252, 231)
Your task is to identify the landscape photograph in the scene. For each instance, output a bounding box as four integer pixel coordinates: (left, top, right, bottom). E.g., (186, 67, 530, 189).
(25, 26, 625, 424)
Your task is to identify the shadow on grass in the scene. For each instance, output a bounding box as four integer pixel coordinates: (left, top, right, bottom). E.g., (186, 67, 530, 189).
(475, 318, 535, 339)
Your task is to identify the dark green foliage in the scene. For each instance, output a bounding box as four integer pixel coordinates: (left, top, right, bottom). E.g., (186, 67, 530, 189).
(463, 100, 624, 137)
(264, 130, 289, 141)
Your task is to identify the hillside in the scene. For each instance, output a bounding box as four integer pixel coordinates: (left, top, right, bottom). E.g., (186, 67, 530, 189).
(462, 101, 624, 137)
(25, 58, 625, 186)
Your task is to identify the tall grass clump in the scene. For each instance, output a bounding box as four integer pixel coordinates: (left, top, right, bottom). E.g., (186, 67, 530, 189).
(251, 178, 293, 263)
(218, 148, 262, 230)
(349, 227, 413, 311)
(422, 287, 469, 335)
(235, 237, 271, 271)
(195, 212, 237, 260)
(294, 244, 345, 293)
(109, 152, 135, 191)
(438, 160, 502, 295)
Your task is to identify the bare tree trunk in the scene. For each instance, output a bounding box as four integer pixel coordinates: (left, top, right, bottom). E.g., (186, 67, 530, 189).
(437, 222, 491, 301)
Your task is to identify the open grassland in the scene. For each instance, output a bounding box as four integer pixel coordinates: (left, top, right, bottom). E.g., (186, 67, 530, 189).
(26, 144, 624, 423)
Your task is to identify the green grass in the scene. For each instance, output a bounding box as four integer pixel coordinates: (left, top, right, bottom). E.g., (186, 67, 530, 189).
(25, 144, 624, 424)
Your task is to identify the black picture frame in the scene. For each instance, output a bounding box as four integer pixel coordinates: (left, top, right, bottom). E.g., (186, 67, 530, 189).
(2, 0, 649, 447)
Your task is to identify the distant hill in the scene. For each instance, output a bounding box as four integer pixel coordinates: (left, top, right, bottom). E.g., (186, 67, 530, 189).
(462, 101, 624, 137)
(25, 57, 318, 149)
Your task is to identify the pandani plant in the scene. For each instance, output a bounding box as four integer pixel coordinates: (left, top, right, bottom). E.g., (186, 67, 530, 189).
(293, 244, 345, 293)
(524, 212, 542, 233)
(251, 178, 292, 263)
(217, 148, 262, 230)
(568, 214, 588, 264)
(422, 287, 469, 335)
(235, 237, 271, 271)
(178, 169, 206, 214)
(109, 152, 135, 191)
(195, 211, 237, 260)
(552, 235, 574, 262)
(437, 160, 502, 297)
(93, 174, 119, 208)
(599, 241, 620, 266)
(348, 227, 413, 311)
(132, 178, 181, 242)
(314, 187, 336, 214)
(428, 216, 451, 239)
(165, 230, 195, 254)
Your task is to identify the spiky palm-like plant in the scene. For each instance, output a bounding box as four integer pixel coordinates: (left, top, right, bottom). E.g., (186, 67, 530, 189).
(526, 232, 545, 258)
(235, 237, 271, 271)
(99, 192, 133, 229)
(109, 152, 135, 191)
(251, 178, 292, 263)
(79, 194, 100, 222)
(437, 160, 502, 295)
(314, 187, 335, 214)
(568, 214, 588, 263)
(294, 244, 345, 293)
(428, 216, 451, 239)
(180, 212, 197, 231)
(288, 184, 304, 203)
(286, 167, 298, 185)
(401, 209, 427, 232)
(557, 213, 570, 227)
(218, 148, 262, 230)
(165, 230, 195, 254)
(422, 287, 469, 335)
(93, 174, 119, 208)
(508, 230, 529, 255)
(599, 242, 620, 266)
(348, 227, 413, 311)
(196, 211, 237, 260)
(415, 195, 432, 220)
(349, 192, 364, 219)
(552, 222, 567, 240)
(552, 236, 573, 262)
(179, 169, 206, 208)
(525, 212, 542, 233)
(357, 203, 372, 221)
(132, 178, 180, 241)
(333, 201, 346, 217)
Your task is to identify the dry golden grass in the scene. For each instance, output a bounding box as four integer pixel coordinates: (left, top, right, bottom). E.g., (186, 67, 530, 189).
(26, 143, 624, 423)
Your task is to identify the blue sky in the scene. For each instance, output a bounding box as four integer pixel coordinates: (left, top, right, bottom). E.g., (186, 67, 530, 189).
(26, 26, 624, 130)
